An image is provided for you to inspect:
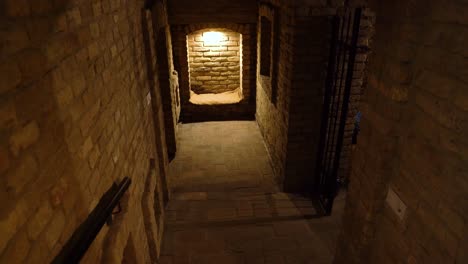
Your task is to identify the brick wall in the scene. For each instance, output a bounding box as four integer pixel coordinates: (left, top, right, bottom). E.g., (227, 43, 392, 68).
(257, 1, 361, 192)
(0, 0, 169, 263)
(187, 29, 242, 94)
(172, 23, 256, 122)
(256, 1, 294, 186)
(283, 12, 332, 192)
(335, 0, 468, 263)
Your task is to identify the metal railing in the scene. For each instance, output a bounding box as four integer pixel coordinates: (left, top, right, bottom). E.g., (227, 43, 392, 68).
(52, 177, 132, 264)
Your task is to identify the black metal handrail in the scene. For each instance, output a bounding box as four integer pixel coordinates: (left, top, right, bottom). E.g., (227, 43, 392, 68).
(52, 177, 132, 264)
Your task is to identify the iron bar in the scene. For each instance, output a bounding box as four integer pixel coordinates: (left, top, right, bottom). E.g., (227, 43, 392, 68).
(52, 177, 132, 264)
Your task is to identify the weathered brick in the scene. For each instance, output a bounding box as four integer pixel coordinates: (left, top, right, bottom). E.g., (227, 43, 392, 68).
(9, 122, 40, 156)
(6, 154, 38, 194)
(0, 230, 30, 263)
(204, 51, 220, 57)
(27, 200, 53, 240)
(44, 210, 66, 250)
(196, 76, 211, 81)
(88, 145, 101, 169)
(67, 8, 82, 27)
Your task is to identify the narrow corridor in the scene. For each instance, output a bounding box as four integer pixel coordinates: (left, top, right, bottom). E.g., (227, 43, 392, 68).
(161, 122, 345, 263)
(168, 121, 277, 192)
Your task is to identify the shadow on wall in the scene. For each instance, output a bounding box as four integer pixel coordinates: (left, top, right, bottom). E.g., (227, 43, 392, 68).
(1, 0, 163, 263)
(1, 0, 91, 262)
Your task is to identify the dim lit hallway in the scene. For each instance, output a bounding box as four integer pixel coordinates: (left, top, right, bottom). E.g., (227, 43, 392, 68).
(167, 121, 277, 193)
(161, 121, 346, 263)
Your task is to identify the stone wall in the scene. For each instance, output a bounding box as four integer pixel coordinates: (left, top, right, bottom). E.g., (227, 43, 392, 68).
(0, 0, 169, 263)
(187, 29, 242, 94)
(335, 0, 468, 263)
(172, 23, 256, 122)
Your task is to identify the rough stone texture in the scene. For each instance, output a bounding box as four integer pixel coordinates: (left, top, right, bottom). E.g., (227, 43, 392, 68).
(335, 1, 468, 263)
(187, 29, 242, 94)
(172, 23, 256, 122)
(0, 0, 170, 262)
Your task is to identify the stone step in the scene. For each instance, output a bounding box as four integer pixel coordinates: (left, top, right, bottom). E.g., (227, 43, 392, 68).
(166, 191, 319, 226)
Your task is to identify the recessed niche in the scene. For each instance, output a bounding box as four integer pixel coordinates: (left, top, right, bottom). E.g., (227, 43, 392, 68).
(187, 28, 243, 105)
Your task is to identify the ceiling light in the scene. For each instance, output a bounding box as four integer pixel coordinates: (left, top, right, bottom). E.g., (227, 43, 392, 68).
(203, 31, 224, 43)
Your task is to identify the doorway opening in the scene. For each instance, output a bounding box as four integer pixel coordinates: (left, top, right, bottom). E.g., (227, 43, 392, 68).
(187, 28, 243, 105)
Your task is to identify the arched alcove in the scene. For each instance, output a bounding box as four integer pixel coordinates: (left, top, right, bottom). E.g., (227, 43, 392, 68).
(187, 28, 243, 105)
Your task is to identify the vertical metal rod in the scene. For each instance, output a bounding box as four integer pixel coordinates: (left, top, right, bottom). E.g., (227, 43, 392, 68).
(314, 16, 340, 194)
(327, 8, 362, 214)
(322, 11, 348, 186)
(325, 11, 351, 185)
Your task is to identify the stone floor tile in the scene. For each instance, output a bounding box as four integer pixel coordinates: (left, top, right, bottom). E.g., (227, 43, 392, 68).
(162, 121, 345, 264)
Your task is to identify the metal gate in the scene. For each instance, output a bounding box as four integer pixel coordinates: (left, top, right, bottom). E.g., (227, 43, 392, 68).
(315, 8, 362, 215)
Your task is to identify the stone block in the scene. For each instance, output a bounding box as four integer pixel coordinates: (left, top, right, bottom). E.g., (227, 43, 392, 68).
(81, 136, 94, 158)
(67, 7, 82, 27)
(191, 52, 204, 57)
(44, 210, 66, 250)
(0, 230, 30, 263)
(192, 47, 210, 52)
(26, 240, 51, 264)
(9, 122, 40, 156)
(79, 99, 101, 135)
(204, 51, 220, 57)
(196, 76, 211, 81)
(193, 57, 211, 62)
(6, 154, 38, 195)
(88, 145, 101, 169)
(27, 201, 53, 240)
(212, 67, 227, 71)
(220, 51, 237, 56)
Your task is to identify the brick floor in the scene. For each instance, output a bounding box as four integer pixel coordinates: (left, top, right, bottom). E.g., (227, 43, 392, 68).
(163, 121, 345, 264)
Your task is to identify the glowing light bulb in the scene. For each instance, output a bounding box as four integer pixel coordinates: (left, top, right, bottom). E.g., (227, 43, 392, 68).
(203, 32, 224, 43)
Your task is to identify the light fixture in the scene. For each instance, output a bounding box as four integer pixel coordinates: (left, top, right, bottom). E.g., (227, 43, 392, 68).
(202, 31, 224, 43)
